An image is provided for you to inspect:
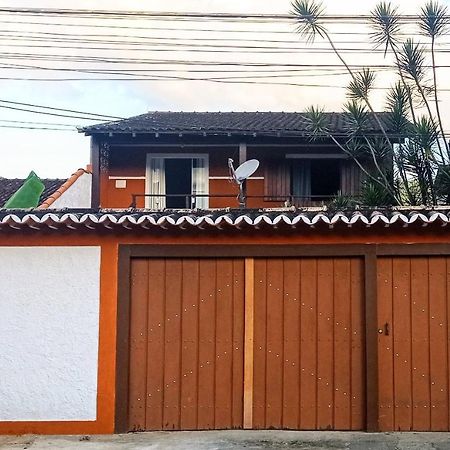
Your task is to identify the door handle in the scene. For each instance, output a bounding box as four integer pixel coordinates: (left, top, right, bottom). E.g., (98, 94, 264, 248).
(378, 323, 389, 336)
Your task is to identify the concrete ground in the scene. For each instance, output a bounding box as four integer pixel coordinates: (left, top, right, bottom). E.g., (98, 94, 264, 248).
(1, 431, 450, 450)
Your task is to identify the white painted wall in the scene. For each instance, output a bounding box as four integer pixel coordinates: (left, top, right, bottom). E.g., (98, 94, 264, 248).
(0, 246, 100, 421)
(51, 172, 92, 209)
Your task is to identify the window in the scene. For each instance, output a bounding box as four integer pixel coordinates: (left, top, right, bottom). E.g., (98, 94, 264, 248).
(265, 156, 355, 204)
(145, 154, 209, 209)
(292, 159, 341, 201)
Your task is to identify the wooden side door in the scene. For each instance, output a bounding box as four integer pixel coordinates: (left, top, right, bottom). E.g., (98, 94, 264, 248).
(377, 256, 450, 431)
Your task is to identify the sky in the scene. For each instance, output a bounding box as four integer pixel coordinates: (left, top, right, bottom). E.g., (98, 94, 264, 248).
(0, 0, 449, 178)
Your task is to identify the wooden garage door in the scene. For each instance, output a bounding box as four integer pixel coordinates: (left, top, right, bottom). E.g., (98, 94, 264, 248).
(127, 256, 366, 431)
(377, 257, 450, 431)
(128, 258, 245, 431)
(252, 257, 366, 430)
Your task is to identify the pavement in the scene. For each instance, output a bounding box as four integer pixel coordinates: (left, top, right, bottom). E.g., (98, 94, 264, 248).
(1, 430, 450, 450)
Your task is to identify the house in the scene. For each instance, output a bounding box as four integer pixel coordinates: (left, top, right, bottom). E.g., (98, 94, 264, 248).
(0, 167, 92, 209)
(1, 111, 450, 436)
(81, 111, 395, 210)
(38, 167, 92, 209)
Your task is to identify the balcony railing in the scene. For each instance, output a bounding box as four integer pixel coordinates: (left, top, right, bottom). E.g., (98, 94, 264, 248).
(130, 193, 337, 209)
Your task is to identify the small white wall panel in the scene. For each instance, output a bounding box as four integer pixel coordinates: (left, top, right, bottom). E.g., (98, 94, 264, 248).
(51, 172, 92, 209)
(0, 246, 101, 421)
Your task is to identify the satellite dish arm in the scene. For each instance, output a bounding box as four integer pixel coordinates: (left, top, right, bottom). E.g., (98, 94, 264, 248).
(228, 158, 239, 184)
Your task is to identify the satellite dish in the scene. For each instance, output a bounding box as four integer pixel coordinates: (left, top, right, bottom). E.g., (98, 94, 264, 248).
(228, 158, 260, 185)
(228, 158, 260, 208)
(234, 159, 260, 183)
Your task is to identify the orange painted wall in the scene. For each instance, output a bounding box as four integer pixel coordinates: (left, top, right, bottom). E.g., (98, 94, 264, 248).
(103, 146, 290, 209)
(1, 225, 450, 434)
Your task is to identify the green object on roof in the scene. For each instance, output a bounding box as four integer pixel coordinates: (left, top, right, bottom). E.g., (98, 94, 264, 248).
(3, 171, 45, 208)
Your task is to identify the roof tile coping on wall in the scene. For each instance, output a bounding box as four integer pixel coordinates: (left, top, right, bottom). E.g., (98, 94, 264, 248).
(38, 168, 91, 209)
(1, 206, 450, 230)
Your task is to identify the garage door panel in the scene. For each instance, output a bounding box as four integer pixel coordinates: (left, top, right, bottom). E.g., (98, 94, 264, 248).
(411, 257, 430, 431)
(350, 258, 365, 430)
(162, 260, 182, 430)
(300, 258, 318, 429)
(282, 259, 301, 429)
(197, 259, 218, 429)
(317, 259, 334, 430)
(334, 258, 352, 430)
(393, 257, 413, 431)
(145, 259, 165, 430)
(253, 258, 267, 429)
(215, 259, 235, 429)
(128, 259, 149, 431)
(377, 258, 395, 430)
(231, 260, 245, 428)
(265, 259, 284, 428)
(180, 259, 200, 430)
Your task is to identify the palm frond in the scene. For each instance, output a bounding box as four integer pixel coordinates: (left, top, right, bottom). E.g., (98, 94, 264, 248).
(411, 115, 439, 151)
(304, 105, 329, 139)
(346, 68, 376, 101)
(365, 137, 393, 162)
(434, 165, 450, 203)
(419, 1, 449, 38)
(370, 1, 401, 53)
(343, 100, 369, 134)
(359, 179, 396, 206)
(398, 39, 427, 82)
(291, 0, 326, 43)
(385, 82, 411, 132)
(327, 192, 356, 210)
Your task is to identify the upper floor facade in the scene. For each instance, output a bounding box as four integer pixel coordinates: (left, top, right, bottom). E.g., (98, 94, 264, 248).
(82, 111, 390, 210)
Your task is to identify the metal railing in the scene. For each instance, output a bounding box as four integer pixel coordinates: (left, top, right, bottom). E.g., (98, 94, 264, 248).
(130, 193, 336, 209)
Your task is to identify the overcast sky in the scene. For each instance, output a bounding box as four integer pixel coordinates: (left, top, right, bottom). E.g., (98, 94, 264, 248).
(0, 0, 449, 178)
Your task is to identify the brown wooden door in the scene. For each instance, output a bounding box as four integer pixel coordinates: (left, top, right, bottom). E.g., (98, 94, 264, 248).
(252, 257, 366, 430)
(128, 258, 245, 431)
(377, 257, 450, 431)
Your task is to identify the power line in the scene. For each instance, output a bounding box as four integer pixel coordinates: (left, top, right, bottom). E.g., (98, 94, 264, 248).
(0, 29, 429, 45)
(0, 38, 448, 54)
(1, 74, 450, 93)
(0, 99, 123, 120)
(0, 124, 74, 131)
(0, 8, 447, 22)
(0, 119, 76, 127)
(0, 18, 429, 36)
(0, 103, 120, 121)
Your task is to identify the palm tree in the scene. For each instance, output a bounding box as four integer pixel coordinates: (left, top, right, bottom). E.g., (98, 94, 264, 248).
(292, 0, 448, 206)
(291, 0, 393, 145)
(419, 1, 449, 159)
(292, 0, 400, 204)
(370, 2, 417, 125)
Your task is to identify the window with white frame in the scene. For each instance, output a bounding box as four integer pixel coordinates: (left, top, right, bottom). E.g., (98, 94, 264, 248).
(145, 154, 209, 209)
